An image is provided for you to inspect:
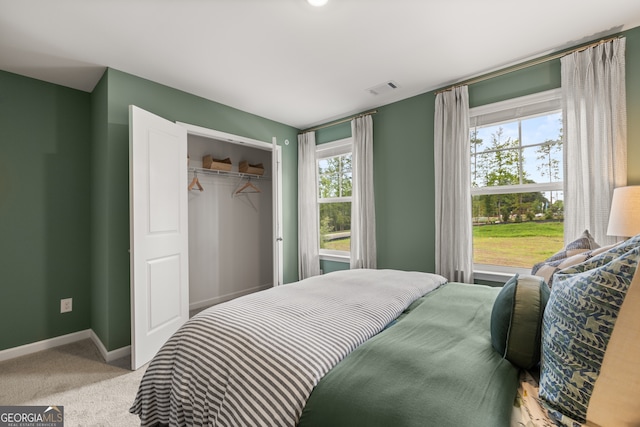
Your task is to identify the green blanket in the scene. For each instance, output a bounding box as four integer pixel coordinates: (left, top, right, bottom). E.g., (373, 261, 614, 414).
(298, 283, 518, 427)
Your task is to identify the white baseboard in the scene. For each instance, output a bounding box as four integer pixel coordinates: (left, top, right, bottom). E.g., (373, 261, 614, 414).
(0, 329, 131, 365)
(0, 330, 90, 363)
(189, 283, 272, 311)
(1, 285, 272, 365)
(88, 330, 131, 363)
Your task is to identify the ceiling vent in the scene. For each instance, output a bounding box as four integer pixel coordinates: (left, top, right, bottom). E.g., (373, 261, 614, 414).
(367, 80, 400, 96)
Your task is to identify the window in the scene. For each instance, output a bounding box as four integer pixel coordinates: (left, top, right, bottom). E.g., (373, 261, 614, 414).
(469, 89, 564, 275)
(317, 138, 352, 258)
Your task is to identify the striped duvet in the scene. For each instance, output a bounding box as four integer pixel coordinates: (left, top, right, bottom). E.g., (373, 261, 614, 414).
(130, 269, 446, 427)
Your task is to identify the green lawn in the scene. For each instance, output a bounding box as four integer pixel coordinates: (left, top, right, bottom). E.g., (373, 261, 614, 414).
(321, 221, 563, 269)
(322, 238, 350, 252)
(473, 221, 564, 268)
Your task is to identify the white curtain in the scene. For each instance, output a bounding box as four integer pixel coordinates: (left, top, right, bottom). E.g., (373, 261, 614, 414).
(562, 38, 627, 246)
(350, 115, 377, 269)
(434, 86, 473, 283)
(298, 131, 321, 279)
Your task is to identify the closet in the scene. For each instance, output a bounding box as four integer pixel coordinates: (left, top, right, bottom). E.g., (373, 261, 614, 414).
(187, 133, 273, 313)
(129, 106, 283, 369)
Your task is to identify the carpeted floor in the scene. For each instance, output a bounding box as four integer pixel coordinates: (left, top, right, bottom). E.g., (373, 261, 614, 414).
(0, 339, 146, 426)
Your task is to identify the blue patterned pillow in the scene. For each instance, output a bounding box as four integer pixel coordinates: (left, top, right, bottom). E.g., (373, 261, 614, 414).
(539, 234, 640, 425)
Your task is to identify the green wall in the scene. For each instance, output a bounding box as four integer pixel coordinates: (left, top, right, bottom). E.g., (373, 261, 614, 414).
(320, 259, 349, 274)
(315, 92, 438, 273)
(375, 95, 437, 271)
(90, 70, 110, 346)
(625, 28, 640, 185)
(315, 26, 640, 278)
(92, 68, 300, 350)
(317, 94, 438, 274)
(0, 70, 92, 351)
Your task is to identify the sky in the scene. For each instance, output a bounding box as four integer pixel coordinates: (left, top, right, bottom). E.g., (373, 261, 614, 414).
(472, 111, 563, 185)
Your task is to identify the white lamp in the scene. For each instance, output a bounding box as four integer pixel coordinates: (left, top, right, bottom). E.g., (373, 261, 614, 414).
(607, 186, 640, 238)
(308, 0, 328, 6)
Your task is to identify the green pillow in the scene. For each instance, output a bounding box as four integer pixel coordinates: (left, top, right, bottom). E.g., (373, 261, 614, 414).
(490, 274, 550, 369)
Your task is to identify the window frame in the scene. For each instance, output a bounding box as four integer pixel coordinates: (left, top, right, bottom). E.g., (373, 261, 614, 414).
(469, 89, 564, 280)
(316, 137, 353, 261)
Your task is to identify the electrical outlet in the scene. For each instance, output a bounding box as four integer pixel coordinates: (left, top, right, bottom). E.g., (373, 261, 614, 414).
(60, 298, 73, 313)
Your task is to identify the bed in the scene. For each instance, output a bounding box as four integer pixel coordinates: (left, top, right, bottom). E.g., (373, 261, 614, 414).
(131, 237, 640, 427)
(297, 281, 518, 427)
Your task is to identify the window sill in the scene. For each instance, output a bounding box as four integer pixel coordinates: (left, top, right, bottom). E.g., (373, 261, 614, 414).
(319, 252, 350, 263)
(473, 265, 531, 284)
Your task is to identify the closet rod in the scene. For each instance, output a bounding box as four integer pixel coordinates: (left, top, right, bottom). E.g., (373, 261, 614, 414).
(189, 167, 271, 181)
(435, 35, 622, 95)
(299, 109, 378, 135)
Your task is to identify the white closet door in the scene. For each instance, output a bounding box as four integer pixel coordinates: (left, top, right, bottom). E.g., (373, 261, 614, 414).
(129, 105, 189, 370)
(272, 138, 284, 286)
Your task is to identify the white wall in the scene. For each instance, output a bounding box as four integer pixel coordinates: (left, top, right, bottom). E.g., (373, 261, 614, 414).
(187, 135, 273, 310)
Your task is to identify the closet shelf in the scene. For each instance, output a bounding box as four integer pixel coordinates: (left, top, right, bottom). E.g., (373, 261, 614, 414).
(189, 166, 271, 181)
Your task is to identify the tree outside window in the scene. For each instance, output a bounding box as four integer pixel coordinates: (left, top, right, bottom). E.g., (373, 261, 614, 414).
(470, 105, 564, 269)
(318, 153, 352, 253)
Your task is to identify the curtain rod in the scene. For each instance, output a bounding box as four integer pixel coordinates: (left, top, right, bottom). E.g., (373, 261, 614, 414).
(435, 35, 623, 95)
(299, 109, 378, 134)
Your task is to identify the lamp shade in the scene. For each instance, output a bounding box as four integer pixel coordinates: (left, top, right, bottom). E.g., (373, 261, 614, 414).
(607, 186, 640, 237)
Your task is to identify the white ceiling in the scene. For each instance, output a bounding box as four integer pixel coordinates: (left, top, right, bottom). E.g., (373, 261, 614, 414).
(1, 0, 640, 130)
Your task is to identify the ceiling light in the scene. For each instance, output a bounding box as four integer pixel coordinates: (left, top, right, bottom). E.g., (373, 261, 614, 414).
(308, 0, 328, 6)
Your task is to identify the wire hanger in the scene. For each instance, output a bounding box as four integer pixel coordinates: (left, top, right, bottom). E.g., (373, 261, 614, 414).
(188, 170, 204, 192)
